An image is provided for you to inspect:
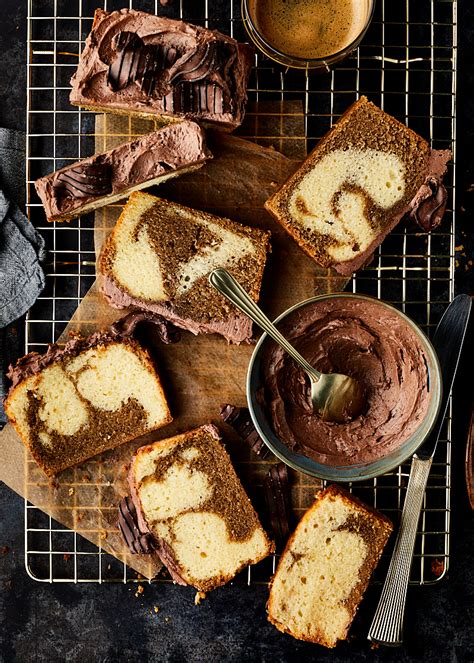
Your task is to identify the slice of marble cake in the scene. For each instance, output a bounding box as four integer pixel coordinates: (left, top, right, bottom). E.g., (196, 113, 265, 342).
(267, 485, 393, 647)
(5, 332, 172, 476)
(98, 191, 271, 343)
(34, 120, 211, 223)
(124, 424, 273, 590)
(265, 96, 451, 275)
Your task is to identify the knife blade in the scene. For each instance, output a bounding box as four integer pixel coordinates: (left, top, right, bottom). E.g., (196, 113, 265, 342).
(368, 293, 472, 646)
(416, 293, 472, 460)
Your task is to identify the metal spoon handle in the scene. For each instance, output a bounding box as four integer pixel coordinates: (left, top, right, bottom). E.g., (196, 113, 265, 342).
(209, 269, 320, 379)
(368, 456, 432, 646)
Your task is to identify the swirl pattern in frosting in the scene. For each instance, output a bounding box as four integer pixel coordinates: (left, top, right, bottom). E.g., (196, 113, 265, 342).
(261, 297, 432, 467)
(70, 9, 253, 129)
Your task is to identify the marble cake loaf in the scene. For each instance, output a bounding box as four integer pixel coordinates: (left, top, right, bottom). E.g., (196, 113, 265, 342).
(98, 191, 271, 344)
(34, 120, 211, 223)
(4, 331, 172, 476)
(70, 9, 254, 131)
(267, 485, 393, 648)
(119, 424, 273, 590)
(265, 96, 451, 275)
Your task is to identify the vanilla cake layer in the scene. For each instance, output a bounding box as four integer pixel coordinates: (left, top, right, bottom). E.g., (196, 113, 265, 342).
(265, 96, 451, 275)
(5, 333, 171, 476)
(267, 485, 393, 648)
(99, 191, 271, 343)
(129, 424, 273, 591)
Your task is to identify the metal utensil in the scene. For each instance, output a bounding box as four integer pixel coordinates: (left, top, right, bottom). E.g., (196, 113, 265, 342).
(209, 268, 366, 424)
(368, 293, 472, 646)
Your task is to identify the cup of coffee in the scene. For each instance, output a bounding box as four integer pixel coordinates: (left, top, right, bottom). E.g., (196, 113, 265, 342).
(242, 0, 375, 70)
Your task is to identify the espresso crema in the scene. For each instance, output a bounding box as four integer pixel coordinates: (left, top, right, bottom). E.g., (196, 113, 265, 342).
(248, 0, 371, 60)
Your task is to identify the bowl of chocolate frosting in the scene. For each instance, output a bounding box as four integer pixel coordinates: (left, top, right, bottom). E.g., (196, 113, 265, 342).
(247, 293, 442, 481)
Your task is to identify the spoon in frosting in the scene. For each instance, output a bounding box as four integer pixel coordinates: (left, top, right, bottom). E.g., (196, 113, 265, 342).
(209, 268, 366, 424)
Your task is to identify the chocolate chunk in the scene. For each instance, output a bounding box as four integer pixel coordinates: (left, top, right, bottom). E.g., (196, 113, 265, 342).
(169, 41, 221, 85)
(264, 463, 293, 542)
(408, 176, 448, 231)
(107, 31, 142, 91)
(108, 31, 179, 96)
(107, 29, 229, 112)
(52, 163, 112, 200)
(220, 404, 268, 457)
(117, 495, 155, 554)
(110, 310, 181, 344)
(140, 44, 179, 97)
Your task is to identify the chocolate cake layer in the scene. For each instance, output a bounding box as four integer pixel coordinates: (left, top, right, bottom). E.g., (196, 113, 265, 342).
(35, 120, 210, 222)
(70, 9, 254, 131)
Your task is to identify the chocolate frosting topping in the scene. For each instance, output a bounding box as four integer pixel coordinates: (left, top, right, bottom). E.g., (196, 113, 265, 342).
(118, 495, 155, 554)
(70, 9, 253, 129)
(110, 310, 181, 343)
(408, 176, 448, 231)
(152, 539, 188, 586)
(261, 298, 431, 466)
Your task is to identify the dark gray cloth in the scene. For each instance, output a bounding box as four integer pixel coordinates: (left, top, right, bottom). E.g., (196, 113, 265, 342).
(0, 128, 47, 425)
(0, 188, 47, 325)
(0, 128, 27, 207)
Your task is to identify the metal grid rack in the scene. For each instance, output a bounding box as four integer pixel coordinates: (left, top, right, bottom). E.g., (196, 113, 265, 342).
(24, 0, 456, 585)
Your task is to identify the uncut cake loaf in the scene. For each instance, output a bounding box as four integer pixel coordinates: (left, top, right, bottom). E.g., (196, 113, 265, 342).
(98, 191, 271, 344)
(70, 9, 254, 131)
(120, 424, 273, 590)
(267, 484, 393, 648)
(4, 332, 172, 476)
(35, 120, 210, 223)
(265, 96, 451, 275)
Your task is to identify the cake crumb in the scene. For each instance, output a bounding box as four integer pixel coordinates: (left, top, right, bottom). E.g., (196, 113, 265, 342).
(165, 616, 170, 623)
(63, 553, 71, 562)
(99, 530, 108, 540)
(194, 591, 206, 605)
(68, 487, 74, 496)
(135, 584, 145, 597)
(153, 605, 160, 614)
(0, 546, 10, 555)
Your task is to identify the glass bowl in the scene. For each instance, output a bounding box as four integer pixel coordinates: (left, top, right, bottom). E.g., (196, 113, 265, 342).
(242, 0, 376, 70)
(246, 293, 442, 482)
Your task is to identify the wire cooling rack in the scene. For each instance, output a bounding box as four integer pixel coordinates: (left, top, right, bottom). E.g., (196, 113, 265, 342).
(24, 0, 456, 585)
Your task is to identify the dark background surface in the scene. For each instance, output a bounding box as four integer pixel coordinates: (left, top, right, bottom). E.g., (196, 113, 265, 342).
(1, 2, 473, 662)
